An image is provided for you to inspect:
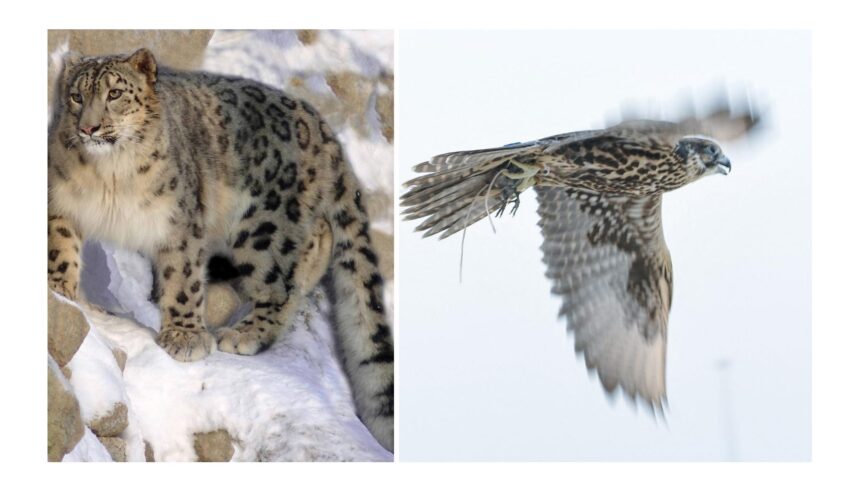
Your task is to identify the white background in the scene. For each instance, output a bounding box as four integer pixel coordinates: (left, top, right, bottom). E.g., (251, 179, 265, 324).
(398, 30, 810, 461)
(2, 0, 858, 487)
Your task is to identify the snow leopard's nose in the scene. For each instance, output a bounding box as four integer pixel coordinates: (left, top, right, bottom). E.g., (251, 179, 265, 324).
(80, 124, 101, 136)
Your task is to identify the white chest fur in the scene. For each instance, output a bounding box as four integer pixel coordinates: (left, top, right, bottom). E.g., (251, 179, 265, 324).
(52, 156, 176, 256)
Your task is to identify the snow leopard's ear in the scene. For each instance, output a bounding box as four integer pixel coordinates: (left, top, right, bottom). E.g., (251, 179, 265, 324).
(60, 51, 83, 86)
(126, 48, 157, 86)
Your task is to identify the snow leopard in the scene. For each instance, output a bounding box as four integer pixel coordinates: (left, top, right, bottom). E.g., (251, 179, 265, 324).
(47, 48, 393, 451)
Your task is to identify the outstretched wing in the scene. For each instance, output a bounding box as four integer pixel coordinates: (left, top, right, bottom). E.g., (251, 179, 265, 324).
(596, 100, 762, 146)
(401, 130, 602, 239)
(536, 187, 672, 411)
(402, 100, 759, 240)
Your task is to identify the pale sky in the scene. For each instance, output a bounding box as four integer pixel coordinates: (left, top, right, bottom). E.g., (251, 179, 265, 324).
(397, 30, 810, 461)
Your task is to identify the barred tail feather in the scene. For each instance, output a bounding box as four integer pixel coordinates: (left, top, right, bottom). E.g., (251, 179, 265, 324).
(326, 173, 394, 452)
(401, 144, 540, 239)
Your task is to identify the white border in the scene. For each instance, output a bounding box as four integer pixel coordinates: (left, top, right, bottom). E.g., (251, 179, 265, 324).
(2, 0, 857, 487)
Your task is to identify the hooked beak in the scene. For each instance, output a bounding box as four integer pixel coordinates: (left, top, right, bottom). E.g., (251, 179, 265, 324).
(714, 155, 731, 175)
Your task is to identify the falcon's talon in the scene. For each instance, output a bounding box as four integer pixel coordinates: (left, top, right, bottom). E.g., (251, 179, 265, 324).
(510, 191, 522, 216)
(494, 185, 523, 218)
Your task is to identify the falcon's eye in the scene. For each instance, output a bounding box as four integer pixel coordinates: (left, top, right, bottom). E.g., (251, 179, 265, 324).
(108, 89, 123, 101)
(70, 93, 83, 104)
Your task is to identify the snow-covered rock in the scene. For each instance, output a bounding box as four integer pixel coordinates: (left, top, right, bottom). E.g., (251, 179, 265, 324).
(47, 290, 90, 366)
(54, 287, 390, 462)
(47, 356, 84, 461)
(62, 426, 114, 462)
(98, 436, 127, 462)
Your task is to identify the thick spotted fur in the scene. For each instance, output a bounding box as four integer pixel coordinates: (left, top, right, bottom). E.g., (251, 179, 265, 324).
(47, 49, 393, 450)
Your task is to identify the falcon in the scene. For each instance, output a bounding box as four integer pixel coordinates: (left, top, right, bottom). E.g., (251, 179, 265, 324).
(401, 102, 760, 412)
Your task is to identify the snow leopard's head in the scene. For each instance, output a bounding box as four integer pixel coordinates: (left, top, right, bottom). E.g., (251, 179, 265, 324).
(59, 48, 159, 156)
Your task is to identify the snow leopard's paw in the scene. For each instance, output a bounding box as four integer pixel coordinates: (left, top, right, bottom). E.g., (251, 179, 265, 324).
(215, 325, 276, 356)
(157, 328, 215, 362)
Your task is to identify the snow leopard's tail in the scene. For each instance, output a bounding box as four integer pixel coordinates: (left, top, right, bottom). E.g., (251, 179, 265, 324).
(325, 167, 394, 452)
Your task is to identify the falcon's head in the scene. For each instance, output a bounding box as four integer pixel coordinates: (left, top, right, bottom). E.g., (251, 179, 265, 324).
(673, 137, 732, 178)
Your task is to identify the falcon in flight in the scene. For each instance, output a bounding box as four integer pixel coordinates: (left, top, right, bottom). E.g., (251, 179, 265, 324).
(401, 101, 760, 412)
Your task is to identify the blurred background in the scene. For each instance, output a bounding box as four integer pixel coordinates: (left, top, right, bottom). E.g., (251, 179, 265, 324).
(398, 30, 810, 461)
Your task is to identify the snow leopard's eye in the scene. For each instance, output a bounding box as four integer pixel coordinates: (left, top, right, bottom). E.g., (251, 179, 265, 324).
(107, 89, 123, 101)
(70, 93, 83, 104)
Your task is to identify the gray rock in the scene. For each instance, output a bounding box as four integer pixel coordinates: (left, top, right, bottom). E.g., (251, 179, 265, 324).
(98, 436, 126, 462)
(194, 429, 234, 462)
(144, 441, 154, 462)
(47, 290, 90, 366)
(88, 402, 128, 438)
(296, 30, 318, 45)
(48, 359, 84, 462)
(112, 348, 127, 372)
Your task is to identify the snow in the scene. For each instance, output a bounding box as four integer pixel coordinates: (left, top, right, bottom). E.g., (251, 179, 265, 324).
(59, 282, 390, 461)
(204, 30, 391, 85)
(62, 427, 113, 462)
(66, 321, 127, 425)
(341, 125, 395, 201)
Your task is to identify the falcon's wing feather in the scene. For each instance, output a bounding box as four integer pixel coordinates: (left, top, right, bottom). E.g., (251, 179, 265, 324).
(536, 187, 672, 410)
(402, 130, 601, 239)
(605, 100, 762, 144)
(677, 105, 761, 142)
(402, 143, 539, 239)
